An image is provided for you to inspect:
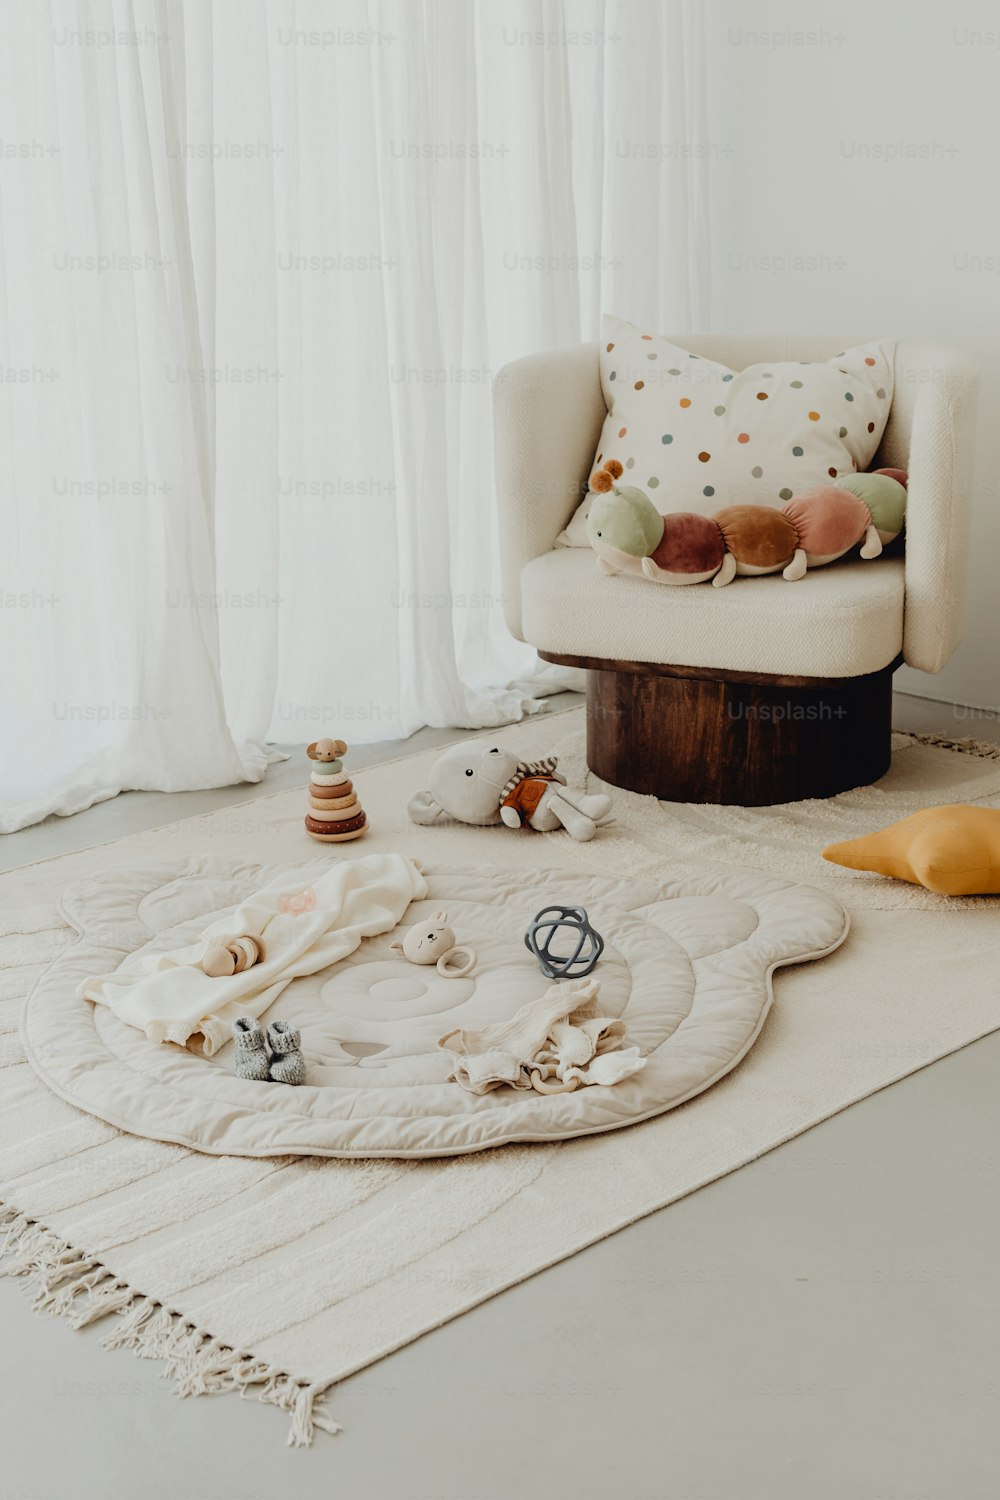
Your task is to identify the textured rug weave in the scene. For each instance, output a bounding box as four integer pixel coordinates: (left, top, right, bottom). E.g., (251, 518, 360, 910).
(3, 712, 1000, 1444)
(553, 724, 1000, 911)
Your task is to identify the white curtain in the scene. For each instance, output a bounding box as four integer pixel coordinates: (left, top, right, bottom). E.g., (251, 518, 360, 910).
(0, 0, 709, 832)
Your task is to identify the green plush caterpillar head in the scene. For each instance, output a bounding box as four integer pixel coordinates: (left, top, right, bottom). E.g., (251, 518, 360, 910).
(836, 470, 907, 542)
(586, 462, 664, 558)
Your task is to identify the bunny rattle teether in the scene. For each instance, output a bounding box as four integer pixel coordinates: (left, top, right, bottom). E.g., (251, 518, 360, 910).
(390, 910, 477, 978)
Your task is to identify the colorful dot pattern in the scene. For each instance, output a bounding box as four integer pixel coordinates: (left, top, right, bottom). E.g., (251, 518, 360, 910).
(585, 325, 894, 526)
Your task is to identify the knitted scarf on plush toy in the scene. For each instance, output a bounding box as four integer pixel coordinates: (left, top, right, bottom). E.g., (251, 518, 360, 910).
(497, 757, 561, 811)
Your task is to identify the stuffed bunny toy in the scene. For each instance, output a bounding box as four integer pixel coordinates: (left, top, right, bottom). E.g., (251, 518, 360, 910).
(390, 910, 477, 977)
(407, 741, 612, 842)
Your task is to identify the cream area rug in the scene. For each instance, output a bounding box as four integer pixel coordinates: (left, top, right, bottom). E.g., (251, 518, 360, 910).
(3, 710, 1000, 1444)
(553, 724, 1000, 911)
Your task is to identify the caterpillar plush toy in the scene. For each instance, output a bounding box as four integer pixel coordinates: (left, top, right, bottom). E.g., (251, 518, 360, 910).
(586, 459, 907, 587)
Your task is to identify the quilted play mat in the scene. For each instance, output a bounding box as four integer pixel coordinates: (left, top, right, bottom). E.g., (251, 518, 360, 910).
(23, 857, 848, 1158)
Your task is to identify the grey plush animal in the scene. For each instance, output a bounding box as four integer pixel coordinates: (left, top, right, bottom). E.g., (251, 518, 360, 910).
(407, 742, 612, 843)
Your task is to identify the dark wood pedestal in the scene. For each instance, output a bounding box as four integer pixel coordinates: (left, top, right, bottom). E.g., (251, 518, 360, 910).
(540, 651, 901, 806)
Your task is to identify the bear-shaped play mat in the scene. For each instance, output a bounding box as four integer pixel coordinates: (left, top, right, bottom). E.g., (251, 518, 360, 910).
(23, 858, 848, 1158)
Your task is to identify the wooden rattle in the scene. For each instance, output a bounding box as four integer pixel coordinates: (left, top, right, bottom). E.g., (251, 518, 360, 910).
(202, 935, 264, 978)
(390, 910, 476, 978)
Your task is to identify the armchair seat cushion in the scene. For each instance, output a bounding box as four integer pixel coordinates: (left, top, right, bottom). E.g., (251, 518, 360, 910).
(521, 549, 904, 678)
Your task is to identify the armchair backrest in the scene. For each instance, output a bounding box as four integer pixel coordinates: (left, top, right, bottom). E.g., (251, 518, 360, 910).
(658, 333, 907, 467)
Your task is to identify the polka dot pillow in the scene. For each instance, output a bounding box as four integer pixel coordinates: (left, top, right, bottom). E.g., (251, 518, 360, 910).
(557, 316, 895, 545)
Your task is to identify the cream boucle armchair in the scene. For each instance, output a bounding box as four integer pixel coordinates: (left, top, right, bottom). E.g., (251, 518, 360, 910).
(494, 335, 979, 804)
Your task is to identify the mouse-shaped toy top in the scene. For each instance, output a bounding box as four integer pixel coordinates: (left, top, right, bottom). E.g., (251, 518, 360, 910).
(307, 737, 348, 764)
(390, 910, 477, 978)
(407, 741, 612, 842)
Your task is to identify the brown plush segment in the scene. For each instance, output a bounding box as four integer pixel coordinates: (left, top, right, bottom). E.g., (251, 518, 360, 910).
(714, 506, 798, 568)
(783, 486, 869, 555)
(651, 513, 725, 575)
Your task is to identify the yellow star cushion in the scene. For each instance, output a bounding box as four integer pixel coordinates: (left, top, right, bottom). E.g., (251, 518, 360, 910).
(823, 805, 1000, 895)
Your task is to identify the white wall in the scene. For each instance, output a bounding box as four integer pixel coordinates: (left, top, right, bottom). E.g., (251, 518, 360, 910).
(703, 0, 999, 711)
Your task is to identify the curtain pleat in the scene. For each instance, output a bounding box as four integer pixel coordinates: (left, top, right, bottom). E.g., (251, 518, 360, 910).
(0, 0, 708, 831)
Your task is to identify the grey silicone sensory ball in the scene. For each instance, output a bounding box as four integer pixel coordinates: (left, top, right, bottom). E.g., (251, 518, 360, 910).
(524, 905, 604, 980)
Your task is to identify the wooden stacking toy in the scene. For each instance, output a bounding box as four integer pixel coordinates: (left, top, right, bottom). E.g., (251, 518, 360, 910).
(202, 934, 264, 977)
(304, 737, 368, 843)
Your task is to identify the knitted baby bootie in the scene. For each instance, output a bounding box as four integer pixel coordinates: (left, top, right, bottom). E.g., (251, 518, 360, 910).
(232, 1017, 270, 1081)
(267, 1020, 306, 1086)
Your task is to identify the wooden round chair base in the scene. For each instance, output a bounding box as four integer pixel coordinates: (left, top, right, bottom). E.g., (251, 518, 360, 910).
(540, 651, 900, 806)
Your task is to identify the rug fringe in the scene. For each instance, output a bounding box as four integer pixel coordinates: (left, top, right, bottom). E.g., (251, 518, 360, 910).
(0, 1202, 339, 1445)
(908, 729, 1000, 761)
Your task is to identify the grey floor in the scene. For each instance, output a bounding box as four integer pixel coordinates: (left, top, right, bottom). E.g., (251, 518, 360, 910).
(3, 691, 999, 1500)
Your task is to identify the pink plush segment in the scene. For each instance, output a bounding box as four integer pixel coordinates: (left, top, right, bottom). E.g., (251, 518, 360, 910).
(783, 486, 870, 555)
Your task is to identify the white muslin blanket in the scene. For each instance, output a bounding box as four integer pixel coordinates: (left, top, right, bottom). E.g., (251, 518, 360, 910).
(79, 853, 427, 1053)
(438, 976, 646, 1095)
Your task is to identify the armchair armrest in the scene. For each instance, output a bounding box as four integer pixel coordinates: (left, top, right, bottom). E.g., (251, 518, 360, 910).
(894, 342, 980, 674)
(493, 342, 605, 641)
